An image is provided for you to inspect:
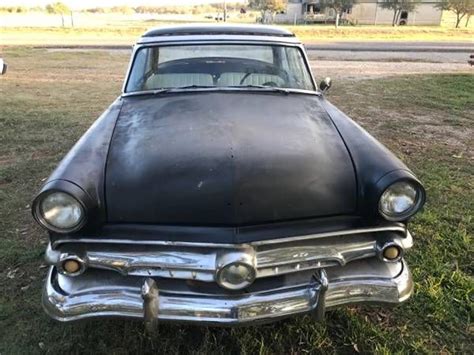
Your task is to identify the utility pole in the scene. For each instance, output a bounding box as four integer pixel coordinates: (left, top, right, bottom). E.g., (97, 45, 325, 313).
(223, 0, 227, 22)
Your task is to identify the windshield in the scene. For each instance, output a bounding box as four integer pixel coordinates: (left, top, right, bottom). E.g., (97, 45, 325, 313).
(125, 44, 315, 93)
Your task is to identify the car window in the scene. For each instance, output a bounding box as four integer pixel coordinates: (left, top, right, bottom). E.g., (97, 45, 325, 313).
(125, 44, 315, 93)
(159, 45, 274, 64)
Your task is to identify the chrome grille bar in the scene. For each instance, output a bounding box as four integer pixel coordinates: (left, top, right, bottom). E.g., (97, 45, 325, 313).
(46, 225, 411, 281)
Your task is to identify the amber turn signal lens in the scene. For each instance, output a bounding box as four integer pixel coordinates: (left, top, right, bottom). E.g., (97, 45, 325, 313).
(63, 259, 81, 274)
(383, 246, 401, 261)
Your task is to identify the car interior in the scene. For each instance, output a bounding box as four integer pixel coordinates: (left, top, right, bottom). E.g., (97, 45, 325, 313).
(142, 57, 287, 90)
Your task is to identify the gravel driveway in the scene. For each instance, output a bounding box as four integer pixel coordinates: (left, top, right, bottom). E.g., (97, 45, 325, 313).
(309, 60, 473, 81)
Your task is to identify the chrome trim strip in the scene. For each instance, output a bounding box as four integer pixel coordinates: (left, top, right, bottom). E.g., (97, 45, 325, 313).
(251, 225, 406, 246)
(122, 43, 137, 94)
(137, 36, 302, 45)
(52, 238, 245, 249)
(85, 250, 217, 281)
(42, 260, 413, 324)
(52, 225, 406, 249)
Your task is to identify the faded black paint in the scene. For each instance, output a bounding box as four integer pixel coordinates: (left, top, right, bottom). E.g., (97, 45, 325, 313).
(105, 92, 357, 225)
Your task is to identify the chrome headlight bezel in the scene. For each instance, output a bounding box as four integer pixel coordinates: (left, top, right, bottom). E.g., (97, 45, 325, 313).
(378, 180, 425, 221)
(34, 190, 86, 233)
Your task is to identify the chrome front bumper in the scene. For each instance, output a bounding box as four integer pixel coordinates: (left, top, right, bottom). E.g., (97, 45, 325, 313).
(43, 258, 413, 325)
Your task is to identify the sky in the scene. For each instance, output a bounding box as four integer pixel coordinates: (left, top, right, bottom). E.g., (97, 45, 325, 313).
(1, 0, 240, 9)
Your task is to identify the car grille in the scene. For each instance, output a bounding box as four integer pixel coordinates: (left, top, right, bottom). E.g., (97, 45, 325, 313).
(46, 224, 411, 284)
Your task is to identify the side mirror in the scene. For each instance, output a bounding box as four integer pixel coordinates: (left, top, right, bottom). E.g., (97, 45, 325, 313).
(0, 58, 7, 75)
(319, 77, 332, 93)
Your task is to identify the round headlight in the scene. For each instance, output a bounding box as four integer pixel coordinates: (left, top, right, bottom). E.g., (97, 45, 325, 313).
(217, 262, 256, 290)
(37, 192, 85, 232)
(379, 181, 423, 221)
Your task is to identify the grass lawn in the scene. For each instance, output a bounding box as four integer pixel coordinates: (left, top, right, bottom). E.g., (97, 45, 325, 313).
(0, 48, 472, 354)
(0, 11, 473, 46)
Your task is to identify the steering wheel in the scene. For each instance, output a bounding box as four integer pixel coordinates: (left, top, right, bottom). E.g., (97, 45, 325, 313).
(261, 81, 278, 87)
(239, 67, 289, 86)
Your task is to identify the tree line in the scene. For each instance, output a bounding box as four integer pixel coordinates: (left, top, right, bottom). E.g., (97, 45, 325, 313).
(1, 1, 472, 28)
(0, 2, 245, 16)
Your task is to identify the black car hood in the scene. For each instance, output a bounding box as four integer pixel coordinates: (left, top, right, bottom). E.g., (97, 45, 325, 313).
(105, 92, 356, 225)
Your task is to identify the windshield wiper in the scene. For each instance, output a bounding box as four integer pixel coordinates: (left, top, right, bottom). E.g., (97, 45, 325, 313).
(227, 85, 290, 94)
(168, 85, 216, 91)
(154, 85, 216, 93)
(158, 85, 290, 94)
(126, 85, 216, 96)
(171, 85, 290, 94)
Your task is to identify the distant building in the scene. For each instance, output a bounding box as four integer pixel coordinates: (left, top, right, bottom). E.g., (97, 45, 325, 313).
(275, 0, 443, 26)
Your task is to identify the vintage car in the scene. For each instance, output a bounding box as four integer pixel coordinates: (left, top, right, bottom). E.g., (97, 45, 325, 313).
(33, 24, 425, 327)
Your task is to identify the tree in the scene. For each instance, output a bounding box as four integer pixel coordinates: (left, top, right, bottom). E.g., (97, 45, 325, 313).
(248, 0, 286, 23)
(319, 0, 354, 28)
(436, 0, 474, 28)
(380, 0, 420, 26)
(46, 2, 70, 27)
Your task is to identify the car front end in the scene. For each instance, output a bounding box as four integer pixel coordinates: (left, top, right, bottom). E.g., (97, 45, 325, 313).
(41, 224, 415, 325)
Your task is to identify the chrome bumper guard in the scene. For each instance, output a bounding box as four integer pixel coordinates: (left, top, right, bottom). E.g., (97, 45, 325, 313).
(43, 258, 413, 325)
